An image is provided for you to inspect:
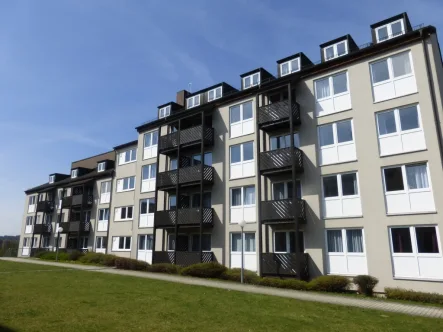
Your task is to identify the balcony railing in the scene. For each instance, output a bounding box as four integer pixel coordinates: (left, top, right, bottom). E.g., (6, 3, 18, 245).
(61, 194, 93, 208)
(156, 165, 214, 190)
(261, 253, 309, 279)
(261, 199, 306, 223)
(260, 147, 303, 174)
(258, 100, 301, 129)
(158, 126, 214, 153)
(153, 251, 214, 266)
(155, 208, 214, 228)
(36, 201, 54, 213)
(58, 221, 91, 233)
(33, 223, 52, 234)
(61, 196, 72, 208)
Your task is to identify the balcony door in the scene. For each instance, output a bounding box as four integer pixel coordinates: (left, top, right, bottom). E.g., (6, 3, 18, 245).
(139, 199, 155, 227)
(137, 234, 153, 264)
(100, 181, 111, 204)
(272, 181, 302, 200)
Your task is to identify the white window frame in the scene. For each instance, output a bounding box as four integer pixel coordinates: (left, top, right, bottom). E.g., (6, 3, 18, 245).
(229, 100, 254, 138)
(29, 195, 36, 206)
(273, 231, 303, 254)
(243, 72, 260, 89)
(370, 51, 415, 89)
(318, 119, 356, 165)
(230, 186, 256, 224)
(98, 208, 110, 222)
(96, 236, 107, 249)
(80, 236, 88, 249)
(117, 176, 136, 193)
(324, 41, 348, 61)
(322, 172, 361, 218)
(375, 19, 405, 43)
(207, 86, 222, 101)
(280, 57, 300, 76)
(100, 181, 111, 204)
(49, 175, 55, 184)
(114, 206, 134, 221)
(272, 180, 302, 200)
(138, 234, 154, 251)
(143, 130, 158, 160)
(25, 216, 33, 226)
(112, 236, 132, 251)
(187, 94, 201, 109)
(315, 71, 350, 103)
(269, 133, 300, 150)
(159, 105, 171, 119)
(229, 142, 255, 179)
(71, 169, 78, 178)
(119, 148, 137, 165)
(97, 162, 106, 172)
(230, 232, 256, 253)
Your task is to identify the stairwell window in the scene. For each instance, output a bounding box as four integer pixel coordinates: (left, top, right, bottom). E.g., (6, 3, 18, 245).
(230, 142, 255, 179)
(230, 100, 254, 138)
(116, 176, 135, 193)
(376, 19, 405, 43)
(143, 130, 158, 159)
(243, 73, 260, 89)
(71, 169, 78, 178)
(318, 119, 356, 165)
(114, 206, 133, 221)
(100, 181, 111, 204)
(119, 148, 137, 165)
(230, 186, 256, 223)
(139, 198, 155, 228)
(112, 236, 131, 251)
(141, 164, 156, 193)
(280, 57, 300, 76)
(324, 41, 348, 61)
(187, 95, 201, 109)
(208, 86, 222, 101)
(159, 105, 171, 119)
(315, 71, 351, 117)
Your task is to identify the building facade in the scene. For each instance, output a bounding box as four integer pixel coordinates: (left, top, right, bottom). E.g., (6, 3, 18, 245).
(19, 13, 443, 293)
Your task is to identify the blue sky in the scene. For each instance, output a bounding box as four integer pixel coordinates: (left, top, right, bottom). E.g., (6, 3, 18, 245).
(1, 0, 442, 235)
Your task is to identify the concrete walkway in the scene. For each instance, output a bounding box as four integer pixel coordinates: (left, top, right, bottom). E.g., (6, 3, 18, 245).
(2, 257, 443, 319)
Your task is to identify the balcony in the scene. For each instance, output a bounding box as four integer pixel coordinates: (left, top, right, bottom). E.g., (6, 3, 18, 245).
(61, 194, 93, 208)
(153, 251, 214, 266)
(158, 125, 214, 154)
(156, 165, 214, 190)
(33, 223, 52, 234)
(260, 147, 303, 175)
(58, 221, 91, 233)
(261, 199, 306, 224)
(36, 201, 54, 213)
(155, 208, 214, 228)
(258, 100, 301, 131)
(261, 253, 309, 279)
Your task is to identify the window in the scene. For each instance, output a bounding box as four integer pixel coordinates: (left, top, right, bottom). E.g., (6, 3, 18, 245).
(318, 119, 356, 165)
(230, 142, 254, 179)
(187, 95, 201, 109)
(231, 233, 256, 252)
(382, 163, 434, 214)
(49, 175, 55, 184)
(230, 100, 254, 138)
(274, 231, 304, 253)
(115, 206, 134, 221)
(112, 236, 131, 251)
(314, 71, 351, 116)
(159, 105, 171, 119)
(25, 216, 33, 226)
(189, 192, 212, 208)
(141, 164, 156, 192)
(324, 41, 348, 61)
(389, 226, 442, 279)
(98, 208, 109, 221)
(280, 57, 300, 76)
(322, 172, 362, 218)
(42, 236, 50, 248)
(99, 181, 111, 204)
(140, 198, 155, 227)
(191, 152, 212, 166)
(270, 133, 300, 150)
(143, 130, 158, 159)
(71, 169, 78, 178)
(376, 105, 425, 156)
(139, 234, 153, 251)
(45, 214, 52, 224)
(96, 236, 107, 249)
(119, 148, 137, 165)
(375, 19, 405, 43)
(272, 181, 302, 200)
(29, 196, 36, 206)
(208, 86, 222, 101)
(326, 228, 367, 275)
(170, 158, 178, 170)
(243, 73, 260, 89)
(97, 162, 106, 172)
(370, 51, 416, 102)
(230, 186, 256, 223)
(80, 236, 88, 249)
(191, 234, 211, 251)
(168, 234, 190, 251)
(117, 176, 135, 192)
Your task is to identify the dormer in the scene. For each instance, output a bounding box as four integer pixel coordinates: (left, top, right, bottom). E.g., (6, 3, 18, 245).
(157, 102, 182, 119)
(71, 169, 78, 178)
(48, 173, 70, 184)
(49, 174, 55, 184)
(371, 13, 412, 44)
(186, 93, 201, 109)
(240, 68, 274, 90)
(320, 35, 358, 62)
(70, 167, 90, 179)
(185, 83, 238, 107)
(276, 52, 313, 77)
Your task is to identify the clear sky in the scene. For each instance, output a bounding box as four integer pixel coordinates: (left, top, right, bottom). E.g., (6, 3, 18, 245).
(1, 0, 442, 235)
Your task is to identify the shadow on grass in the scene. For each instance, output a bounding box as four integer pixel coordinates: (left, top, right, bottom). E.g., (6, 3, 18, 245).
(0, 325, 16, 331)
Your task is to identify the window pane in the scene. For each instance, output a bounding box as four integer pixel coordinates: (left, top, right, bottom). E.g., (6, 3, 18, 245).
(252, 73, 259, 85)
(327, 230, 343, 252)
(270, 137, 278, 150)
(399, 106, 419, 131)
(243, 186, 255, 205)
(125, 237, 131, 249)
(191, 234, 199, 252)
(406, 164, 429, 189)
(416, 227, 439, 253)
(202, 234, 211, 251)
(392, 52, 411, 78)
(203, 192, 212, 208)
(244, 233, 256, 252)
(140, 200, 147, 215)
(315, 78, 330, 99)
(152, 131, 158, 145)
(168, 235, 175, 250)
(150, 164, 157, 178)
(230, 145, 241, 163)
(146, 235, 153, 250)
(371, 60, 390, 83)
(391, 21, 403, 37)
(169, 195, 176, 209)
(325, 46, 334, 60)
(244, 77, 251, 88)
(319, 124, 334, 147)
(216, 87, 222, 98)
(230, 105, 241, 123)
(346, 229, 363, 252)
(377, 26, 389, 41)
(243, 142, 254, 161)
(129, 176, 135, 189)
(323, 176, 339, 197)
(332, 73, 347, 94)
(119, 237, 124, 249)
(341, 173, 358, 196)
(337, 42, 346, 56)
(139, 235, 146, 250)
(273, 183, 285, 200)
(142, 166, 150, 180)
(231, 188, 242, 206)
(120, 208, 126, 220)
(275, 232, 287, 252)
(336, 121, 353, 143)
(243, 101, 253, 120)
(377, 111, 397, 135)
(231, 233, 241, 252)
(144, 133, 151, 147)
(148, 199, 155, 213)
(384, 167, 404, 191)
(170, 159, 177, 170)
(127, 206, 133, 219)
(204, 153, 212, 166)
(281, 63, 289, 75)
(291, 59, 299, 72)
(391, 228, 412, 253)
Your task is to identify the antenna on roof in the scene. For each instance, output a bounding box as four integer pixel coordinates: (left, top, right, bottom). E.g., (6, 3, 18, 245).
(188, 82, 192, 93)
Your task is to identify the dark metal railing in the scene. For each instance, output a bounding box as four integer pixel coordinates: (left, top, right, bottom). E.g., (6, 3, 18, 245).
(261, 253, 309, 279)
(155, 208, 213, 228)
(158, 126, 214, 152)
(33, 223, 52, 234)
(61, 196, 72, 208)
(258, 100, 300, 127)
(261, 199, 306, 223)
(156, 165, 214, 189)
(36, 201, 53, 213)
(58, 221, 91, 233)
(153, 251, 214, 266)
(260, 147, 303, 173)
(62, 194, 93, 207)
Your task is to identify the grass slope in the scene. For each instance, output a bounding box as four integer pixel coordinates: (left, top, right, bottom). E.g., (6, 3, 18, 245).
(0, 260, 441, 332)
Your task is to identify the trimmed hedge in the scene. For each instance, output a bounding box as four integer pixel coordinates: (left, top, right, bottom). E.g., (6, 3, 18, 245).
(68, 251, 84, 261)
(79, 253, 118, 266)
(385, 288, 443, 305)
(147, 263, 182, 274)
(257, 277, 308, 291)
(115, 257, 149, 271)
(37, 251, 70, 261)
(220, 268, 260, 284)
(353, 275, 379, 296)
(180, 262, 227, 279)
(307, 275, 350, 293)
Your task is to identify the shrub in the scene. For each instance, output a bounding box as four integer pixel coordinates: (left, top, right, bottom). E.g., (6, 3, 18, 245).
(115, 257, 149, 271)
(353, 275, 379, 296)
(68, 250, 84, 261)
(148, 263, 182, 274)
(308, 275, 350, 293)
(385, 288, 443, 305)
(100, 254, 118, 267)
(35, 251, 49, 259)
(255, 277, 308, 291)
(256, 277, 285, 288)
(220, 268, 260, 284)
(37, 251, 69, 261)
(79, 253, 118, 265)
(180, 262, 227, 279)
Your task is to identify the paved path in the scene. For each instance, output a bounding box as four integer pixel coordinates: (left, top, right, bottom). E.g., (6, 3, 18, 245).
(2, 257, 443, 319)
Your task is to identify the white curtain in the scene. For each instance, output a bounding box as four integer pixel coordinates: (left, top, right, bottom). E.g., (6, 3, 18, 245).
(346, 229, 363, 253)
(315, 78, 330, 99)
(406, 164, 429, 189)
(231, 233, 242, 252)
(244, 233, 256, 252)
(243, 186, 255, 205)
(231, 189, 242, 206)
(327, 230, 343, 253)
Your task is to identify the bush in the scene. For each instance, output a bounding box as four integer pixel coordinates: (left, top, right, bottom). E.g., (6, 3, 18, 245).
(148, 263, 182, 274)
(220, 268, 260, 284)
(100, 254, 118, 267)
(78, 253, 118, 266)
(257, 277, 285, 288)
(385, 288, 443, 305)
(35, 251, 50, 259)
(37, 251, 69, 261)
(115, 257, 149, 271)
(180, 262, 227, 279)
(68, 250, 84, 261)
(255, 277, 308, 291)
(353, 275, 379, 296)
(308, 275, 350, 293)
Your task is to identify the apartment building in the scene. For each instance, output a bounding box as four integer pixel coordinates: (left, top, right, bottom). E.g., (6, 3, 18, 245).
(19, 13, 443, 293)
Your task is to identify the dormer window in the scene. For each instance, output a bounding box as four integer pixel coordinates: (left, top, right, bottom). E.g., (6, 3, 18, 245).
(187, 95, 201, 109)
(71, 169, 78, 178)
(159, 105, 171, 119)
(49, 175, 55, 184)
(208, 87, 222, 102)
(324, 41, 348, 61)
(280, 58, 300, 76)
(243, 73, 260, 89)
(98, 162, 106, 172)
(376, 19, 405, 43)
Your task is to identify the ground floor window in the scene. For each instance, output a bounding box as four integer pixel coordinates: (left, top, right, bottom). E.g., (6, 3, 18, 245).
(42, 236, 50, 248)
(112, 236, 131, 251)
(80, 236, 88, 249)
(138, 235, 153, 251)
(96, 236, 107, 249)
(230, 232, 256, 271)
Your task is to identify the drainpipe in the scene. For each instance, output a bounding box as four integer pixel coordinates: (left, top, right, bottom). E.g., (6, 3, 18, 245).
(255, 94, 263, 277)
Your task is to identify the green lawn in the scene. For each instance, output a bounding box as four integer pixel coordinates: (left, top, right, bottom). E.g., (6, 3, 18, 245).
(0, 261, 441, 332)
